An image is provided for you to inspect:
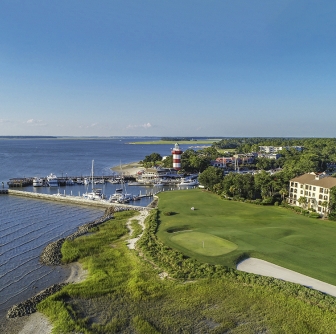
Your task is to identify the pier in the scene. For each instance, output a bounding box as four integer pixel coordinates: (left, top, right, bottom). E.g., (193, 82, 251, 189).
(7, 189, 151, 210)
(7, 175, 136, 188)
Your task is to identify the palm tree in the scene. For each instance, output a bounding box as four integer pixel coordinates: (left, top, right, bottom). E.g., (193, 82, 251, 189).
(279, 188, 288, 203)
(321, 200, 329, 218)
(298, 196, 308, 212)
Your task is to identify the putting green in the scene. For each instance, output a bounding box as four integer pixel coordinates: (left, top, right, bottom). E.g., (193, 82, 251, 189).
(170, 231, 238, 256)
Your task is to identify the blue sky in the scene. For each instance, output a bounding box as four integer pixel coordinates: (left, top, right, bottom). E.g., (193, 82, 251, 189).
(0, 1, 335, 137)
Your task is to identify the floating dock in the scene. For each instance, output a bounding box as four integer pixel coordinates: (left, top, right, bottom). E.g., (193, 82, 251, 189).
(7, 189, 150, 210)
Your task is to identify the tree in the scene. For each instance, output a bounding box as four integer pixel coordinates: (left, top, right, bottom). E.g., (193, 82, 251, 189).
(198, 166, 223, 190)
(143, 153, 162, 163)
(298, 196, 308, 212)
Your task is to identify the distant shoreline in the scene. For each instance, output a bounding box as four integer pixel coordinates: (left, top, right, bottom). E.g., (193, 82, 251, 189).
(129, 140, 218, 145)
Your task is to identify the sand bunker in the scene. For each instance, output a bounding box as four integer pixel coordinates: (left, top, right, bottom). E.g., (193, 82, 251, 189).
(237, 258, 336, 297)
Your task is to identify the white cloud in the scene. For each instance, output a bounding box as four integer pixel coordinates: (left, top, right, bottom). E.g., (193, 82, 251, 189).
(26, 119, 47, 126)
(126, 122, 152, 129)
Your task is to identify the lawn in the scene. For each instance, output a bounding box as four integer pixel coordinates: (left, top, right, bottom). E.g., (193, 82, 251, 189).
(37, 207, 336, 333)
(157, 189, 336, 285)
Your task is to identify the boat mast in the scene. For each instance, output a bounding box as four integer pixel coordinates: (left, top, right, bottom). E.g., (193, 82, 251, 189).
(92, 160, 94, 191)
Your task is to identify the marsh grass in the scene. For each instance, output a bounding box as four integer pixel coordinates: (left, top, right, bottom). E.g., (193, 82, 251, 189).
(38, 206, 336, 333)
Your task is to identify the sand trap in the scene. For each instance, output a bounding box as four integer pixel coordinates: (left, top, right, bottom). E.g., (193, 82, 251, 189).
(237, 258, 336, 297)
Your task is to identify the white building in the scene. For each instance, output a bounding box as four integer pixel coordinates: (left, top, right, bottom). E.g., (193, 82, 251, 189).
(259, 146, 303, 153)
(288, 172, 336, 214)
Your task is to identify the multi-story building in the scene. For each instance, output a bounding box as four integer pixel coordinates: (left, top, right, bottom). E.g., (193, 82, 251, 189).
(259, 146, 303, 153)
(288, 172, 336, 214)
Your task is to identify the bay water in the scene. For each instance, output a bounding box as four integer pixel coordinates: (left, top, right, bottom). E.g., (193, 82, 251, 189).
(0, 137, 187, 319)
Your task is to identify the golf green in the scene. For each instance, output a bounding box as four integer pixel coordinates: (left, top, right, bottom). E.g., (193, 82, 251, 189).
(170, 231, 238, 256)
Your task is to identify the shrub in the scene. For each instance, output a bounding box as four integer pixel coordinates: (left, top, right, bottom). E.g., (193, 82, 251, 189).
(309, 212, 320, 219)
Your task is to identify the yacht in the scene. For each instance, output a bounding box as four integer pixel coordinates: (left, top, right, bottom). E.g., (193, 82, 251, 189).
(179, 178, 199, 186)
(76, 177, 83, 185)
(47, 173, 58, 187)
(33, 177, 43, 187)
(82, 160, 106, 201)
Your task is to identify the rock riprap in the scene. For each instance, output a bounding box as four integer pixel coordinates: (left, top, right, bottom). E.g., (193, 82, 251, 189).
(7, 283, 67, 318)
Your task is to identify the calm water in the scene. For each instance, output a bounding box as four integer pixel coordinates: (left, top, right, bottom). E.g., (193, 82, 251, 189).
(0, 137, 188, 318)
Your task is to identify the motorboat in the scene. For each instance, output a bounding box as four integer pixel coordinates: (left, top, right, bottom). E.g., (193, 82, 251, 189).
(83, 177, 90, 185)
(76, 177, 83, 185)
(179, 178, 199, 186)
(66, 179, 75, 186)
(47, 173, 58, 187)
(33, 177, 43, 187)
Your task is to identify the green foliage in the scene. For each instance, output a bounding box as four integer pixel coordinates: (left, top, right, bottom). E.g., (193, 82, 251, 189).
(198, 166, 223, 190)
(143, 152, 162, 163)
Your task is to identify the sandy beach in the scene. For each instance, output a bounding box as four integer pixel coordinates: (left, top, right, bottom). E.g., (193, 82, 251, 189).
(0, 262, 87, 334)
(237, 258, 336, 297)
(111, 162, 144, 176)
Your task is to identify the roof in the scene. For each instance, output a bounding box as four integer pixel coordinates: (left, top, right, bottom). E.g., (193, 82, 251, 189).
(290, 173, 336, 189)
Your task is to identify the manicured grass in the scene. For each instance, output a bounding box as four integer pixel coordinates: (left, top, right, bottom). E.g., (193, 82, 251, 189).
(157, 189, 336, 285)
(37, 208, 336, 333)
(170, 231, 237, 256)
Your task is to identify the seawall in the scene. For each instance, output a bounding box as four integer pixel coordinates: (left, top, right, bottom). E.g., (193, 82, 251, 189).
(7, 189, 148, 210)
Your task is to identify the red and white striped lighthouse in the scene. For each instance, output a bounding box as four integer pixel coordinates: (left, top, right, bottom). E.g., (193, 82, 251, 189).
(172, 143, 183, 170)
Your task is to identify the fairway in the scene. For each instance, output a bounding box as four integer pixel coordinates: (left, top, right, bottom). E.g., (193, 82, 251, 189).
(157, 189, 336, 285)
(170, 231, 237, 256)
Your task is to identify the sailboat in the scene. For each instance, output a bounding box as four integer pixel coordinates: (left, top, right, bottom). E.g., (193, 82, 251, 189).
(109, 161, 134, 203)
(83, 160, 106, 200)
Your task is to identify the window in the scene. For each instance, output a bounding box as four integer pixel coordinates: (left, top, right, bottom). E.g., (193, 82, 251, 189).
(305, 185, 308, 190)
(295, 183, 298, 187)
(313, 193, 315, 197)
(300, 190, 303, 194)
(305, 191, 308, 195)
(291, 188, 293, 192)
(324, 195, 328, 200)
(313, 187, 316, 191)
(319, 194, 323, 199)
(325, 189, 329, 194)
(300, 184, 303, 188)
(291, 182, 294, 186)
(318, 207, 322, 211)
(320, 188, 324, 193)
(309, 192, 311, 196)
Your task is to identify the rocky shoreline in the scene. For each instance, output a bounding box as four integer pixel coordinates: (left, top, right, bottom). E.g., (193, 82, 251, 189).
(7, 205, 145, 319)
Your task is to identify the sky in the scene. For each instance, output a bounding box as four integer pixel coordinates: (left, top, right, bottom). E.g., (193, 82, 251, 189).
(0, 1, 335, 137)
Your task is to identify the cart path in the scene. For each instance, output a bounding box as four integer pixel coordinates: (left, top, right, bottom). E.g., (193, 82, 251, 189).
(237, 258, 336, 297)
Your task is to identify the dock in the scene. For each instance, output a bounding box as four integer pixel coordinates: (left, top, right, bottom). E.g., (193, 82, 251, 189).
(7, 175, 136, 188)
(7, 189, 151, 210)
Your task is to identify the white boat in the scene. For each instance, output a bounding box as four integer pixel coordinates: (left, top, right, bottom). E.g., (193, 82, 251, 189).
(83, 177, 90, 185)
(66, 179, 75, 186)
(82, 160, 106, 200)
(33, 177, 43, 187)
(76, 177, 83, 185)
(179, 178, 199, 186)
(47, 173, 58, 187)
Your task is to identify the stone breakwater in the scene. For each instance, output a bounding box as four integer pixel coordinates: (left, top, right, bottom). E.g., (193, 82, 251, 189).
(7, 283, 67, 318)
(7, 206, 146, 319)
(40, 206, 145, 266)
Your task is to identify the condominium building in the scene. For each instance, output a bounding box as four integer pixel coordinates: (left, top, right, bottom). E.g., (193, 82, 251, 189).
(288, 172, 336, 214)
(259, 146, 303, 153)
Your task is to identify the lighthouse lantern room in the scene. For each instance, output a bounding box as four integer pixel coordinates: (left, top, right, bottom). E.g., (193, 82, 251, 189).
(172, 143, 183, 170)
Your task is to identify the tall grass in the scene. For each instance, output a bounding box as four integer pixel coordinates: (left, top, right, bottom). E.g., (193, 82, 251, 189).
(37, 208, 336, 333)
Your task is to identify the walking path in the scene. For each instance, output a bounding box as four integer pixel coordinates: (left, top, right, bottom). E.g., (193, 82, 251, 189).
(126, 210, 148, 249)
(237, 258, 336, 297)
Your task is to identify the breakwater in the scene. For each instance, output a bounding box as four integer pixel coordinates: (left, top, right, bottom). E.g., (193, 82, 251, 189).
(8, 189, 149, 210)
(6, 284, 67, 318)
(6, 206, 147, 318)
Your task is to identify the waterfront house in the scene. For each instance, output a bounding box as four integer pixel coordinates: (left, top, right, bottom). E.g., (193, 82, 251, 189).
(288, 172, 336, 215)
